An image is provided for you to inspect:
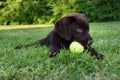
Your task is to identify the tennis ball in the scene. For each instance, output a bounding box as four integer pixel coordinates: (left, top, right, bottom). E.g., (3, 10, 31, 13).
(69, 41, 84, 53)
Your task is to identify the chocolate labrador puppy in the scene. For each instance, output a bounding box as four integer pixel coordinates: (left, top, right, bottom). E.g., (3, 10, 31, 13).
(15, 13, 104, 59)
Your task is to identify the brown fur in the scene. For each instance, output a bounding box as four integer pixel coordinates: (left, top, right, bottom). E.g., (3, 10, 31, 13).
(15, 13, 104, 59)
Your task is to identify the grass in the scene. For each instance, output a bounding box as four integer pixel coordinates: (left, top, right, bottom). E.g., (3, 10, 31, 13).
(0, 22, 120, 80)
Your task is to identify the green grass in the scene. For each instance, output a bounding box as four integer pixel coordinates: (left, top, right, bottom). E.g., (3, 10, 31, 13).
(0, 22, 120, 80)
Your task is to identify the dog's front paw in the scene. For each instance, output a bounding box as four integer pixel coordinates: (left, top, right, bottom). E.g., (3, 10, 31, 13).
(96, 54, 104, 59)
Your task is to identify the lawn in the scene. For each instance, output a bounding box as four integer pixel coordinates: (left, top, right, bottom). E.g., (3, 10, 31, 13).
(0, 22, 120, 80)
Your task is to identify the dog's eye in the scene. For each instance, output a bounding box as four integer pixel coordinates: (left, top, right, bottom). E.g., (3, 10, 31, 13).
(76, 28, 83, 33)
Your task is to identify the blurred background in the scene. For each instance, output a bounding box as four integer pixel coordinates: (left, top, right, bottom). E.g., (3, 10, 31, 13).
(0, 0, 120, 25)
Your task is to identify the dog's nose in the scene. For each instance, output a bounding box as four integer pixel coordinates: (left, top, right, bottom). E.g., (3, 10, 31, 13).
(88, 40, 94, 45)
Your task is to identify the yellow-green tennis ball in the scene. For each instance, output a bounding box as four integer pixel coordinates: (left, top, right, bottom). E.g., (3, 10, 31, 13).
(69, 41, 84, 53)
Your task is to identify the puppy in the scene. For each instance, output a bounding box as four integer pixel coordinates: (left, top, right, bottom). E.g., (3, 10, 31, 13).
(15, 13, 104, 59)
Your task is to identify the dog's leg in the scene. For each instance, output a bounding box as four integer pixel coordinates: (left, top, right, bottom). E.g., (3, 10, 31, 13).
(49, 44, 60, 58)
(14, 41, 38, 49)
(14, 31, 53, 49)
(89, 47, 104, 59)
(14, 36, 50, 49)
(85, 47, 104, 59)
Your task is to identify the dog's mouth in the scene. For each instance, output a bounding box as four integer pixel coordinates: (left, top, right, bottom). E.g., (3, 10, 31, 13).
(77, 39, 93, 51)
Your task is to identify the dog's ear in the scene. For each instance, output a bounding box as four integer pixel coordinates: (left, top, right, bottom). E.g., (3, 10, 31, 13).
(55, 16, 76, 40)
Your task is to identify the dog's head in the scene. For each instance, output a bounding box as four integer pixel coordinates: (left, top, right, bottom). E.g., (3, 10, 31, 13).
(55, 13, 93, 47)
